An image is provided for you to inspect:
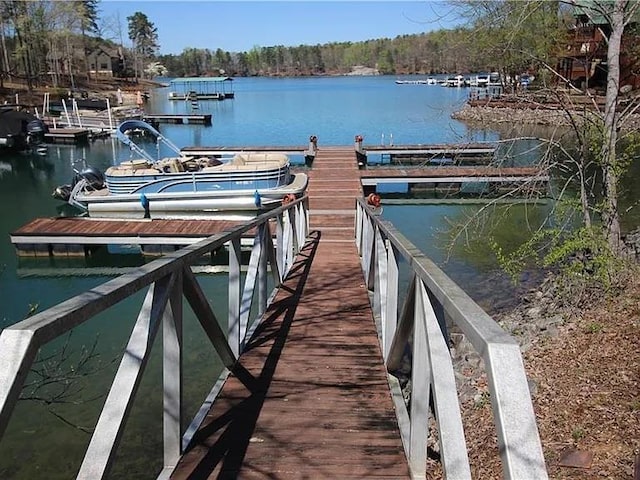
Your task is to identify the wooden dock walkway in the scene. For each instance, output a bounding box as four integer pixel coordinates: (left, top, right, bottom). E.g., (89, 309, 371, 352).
(44, 128, 90, 144)
(307, 146, 363, 240)
(10, 217, 244, 256)
(170, 147, 410, 478)
(360, 165, 548, 184)
(356, 141, 496, 165)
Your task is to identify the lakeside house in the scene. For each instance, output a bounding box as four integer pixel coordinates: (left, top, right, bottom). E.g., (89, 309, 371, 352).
(557, 0, 640, 90)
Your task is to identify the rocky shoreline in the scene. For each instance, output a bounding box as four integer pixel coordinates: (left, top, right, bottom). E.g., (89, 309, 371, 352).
(452, 100, 640, 130)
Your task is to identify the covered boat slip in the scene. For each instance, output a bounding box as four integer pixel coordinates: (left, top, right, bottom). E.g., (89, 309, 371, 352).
(168, 76, 234, 100)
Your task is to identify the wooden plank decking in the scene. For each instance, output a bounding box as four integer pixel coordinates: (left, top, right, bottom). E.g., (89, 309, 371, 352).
(12, 217, 241, 237)
(360, 165, 549, 185)
(10, 217, 248, 256)
(170, 148, 410, 478)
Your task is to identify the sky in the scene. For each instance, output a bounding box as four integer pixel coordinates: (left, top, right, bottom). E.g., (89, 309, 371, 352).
(98, 1, 459, 55)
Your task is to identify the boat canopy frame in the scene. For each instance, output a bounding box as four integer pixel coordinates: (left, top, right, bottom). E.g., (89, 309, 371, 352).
(116, 120, 185, 163)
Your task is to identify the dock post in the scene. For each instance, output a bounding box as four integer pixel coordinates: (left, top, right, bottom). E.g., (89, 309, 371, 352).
(304, 135, 317, 166)
(355, 134, 367, 168)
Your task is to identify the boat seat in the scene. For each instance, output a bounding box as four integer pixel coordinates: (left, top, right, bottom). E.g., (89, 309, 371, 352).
(157, 158, 184, 173)
(107, 166, 161, 176)
(233, 153, 288, 168)
(133, 168, 163, 176)
(120, 159, 151, 170)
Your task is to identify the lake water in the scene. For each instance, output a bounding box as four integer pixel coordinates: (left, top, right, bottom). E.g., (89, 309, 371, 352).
(0, 75, 632, 478)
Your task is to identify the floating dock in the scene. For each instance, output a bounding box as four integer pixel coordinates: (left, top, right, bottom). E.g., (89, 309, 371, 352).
(361, 166, 549, 196)
(355, 139, 496, 165)
(10, 217, 247, 257)
(143, 113, 212, 125)
(44, 128, 90, 144)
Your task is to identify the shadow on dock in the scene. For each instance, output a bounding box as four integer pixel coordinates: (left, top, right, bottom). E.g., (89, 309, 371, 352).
(175, 231, 321, 479)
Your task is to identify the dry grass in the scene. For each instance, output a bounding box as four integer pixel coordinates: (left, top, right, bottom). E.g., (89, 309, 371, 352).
(461, 275, 640, 479)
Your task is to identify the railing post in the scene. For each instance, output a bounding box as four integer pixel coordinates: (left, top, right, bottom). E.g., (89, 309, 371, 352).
(0, 330, 38, 442)
(419, 282, 471, 479)
(78, 273, 176, 479)
(163, 269, 183, 468)
(285, 208, 295, 272)
(288, 207, 299, 256)
(383, 241, 398, 362)
(355, 202, 363, 254)
(258, 223, 268, 317)
(409, 278, 430, 478)
(296, 202, 305, 247)
(275, 212, 285, 281)
(361, 214, 374, 279)
(239, 230, 263, 352)
(372, 226, 386, 321)
(228, 238, 241, 357)
(485, 344, 548, 479)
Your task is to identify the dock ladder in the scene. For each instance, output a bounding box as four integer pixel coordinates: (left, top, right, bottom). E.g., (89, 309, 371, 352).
(187, 90, 199, 110)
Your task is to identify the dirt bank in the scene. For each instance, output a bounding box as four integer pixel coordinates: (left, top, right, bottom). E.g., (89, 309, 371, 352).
(453, 99, 640, 131)
(0, 78, 161, 108)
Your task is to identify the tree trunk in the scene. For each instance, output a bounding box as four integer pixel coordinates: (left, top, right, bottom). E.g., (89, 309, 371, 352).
(600, 0, 625, 252)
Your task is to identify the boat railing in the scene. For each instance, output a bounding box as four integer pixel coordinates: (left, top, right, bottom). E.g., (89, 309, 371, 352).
(0, 196, 309, 479)
(354, 198, 548, 479)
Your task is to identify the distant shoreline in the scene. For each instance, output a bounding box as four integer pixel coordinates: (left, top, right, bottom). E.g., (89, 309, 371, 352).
(452, 99, 640, 131)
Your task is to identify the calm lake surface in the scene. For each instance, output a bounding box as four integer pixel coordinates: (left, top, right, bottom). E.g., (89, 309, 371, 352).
(0, 75, 636, 478)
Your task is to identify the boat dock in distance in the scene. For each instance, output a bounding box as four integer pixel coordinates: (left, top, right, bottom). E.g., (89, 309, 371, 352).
(143, 113, 212, 125)
(167, 76, 235, 101)
(181, 135, 320, 164)
(355, 135, 496, 166)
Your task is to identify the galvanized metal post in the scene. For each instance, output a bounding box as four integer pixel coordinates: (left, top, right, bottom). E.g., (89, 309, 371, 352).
(258, 224, 267, 317)
(419, 282, 471, 479)
(228, 238, 241, 357)
(0, 330, 38, 442)
(163, 270, 183, 468)
(78, 274, 176, 479)
(409, 279, 430, 477)
(275, 213, 285, 281)
(383, 241, 399, 362)
(372, 226, 387, 323)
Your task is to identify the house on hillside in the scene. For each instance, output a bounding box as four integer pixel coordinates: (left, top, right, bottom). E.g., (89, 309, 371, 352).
(88, 46, 125, 78)
(47, 45, 127, 80)
(557, 0, 640, 90)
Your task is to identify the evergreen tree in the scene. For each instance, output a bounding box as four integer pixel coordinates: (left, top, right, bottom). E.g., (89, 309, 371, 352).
(127, 11, 158, 80)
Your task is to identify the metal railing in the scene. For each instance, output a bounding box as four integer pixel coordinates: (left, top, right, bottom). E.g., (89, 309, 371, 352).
(0, 197, 309, 479)
(355, 198, 548, 480)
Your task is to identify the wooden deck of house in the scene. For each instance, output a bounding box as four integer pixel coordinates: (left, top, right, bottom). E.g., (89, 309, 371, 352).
(169, 147, 410, 478)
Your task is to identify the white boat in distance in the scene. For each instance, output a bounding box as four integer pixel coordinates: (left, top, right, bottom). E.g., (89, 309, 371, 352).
(53, 120, 308, 219)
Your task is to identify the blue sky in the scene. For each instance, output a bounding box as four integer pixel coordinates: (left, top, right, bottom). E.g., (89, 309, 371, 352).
(98, 1, 458, 55)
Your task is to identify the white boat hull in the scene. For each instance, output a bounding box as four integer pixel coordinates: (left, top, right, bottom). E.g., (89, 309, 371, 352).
(80, 172, 308, 220)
